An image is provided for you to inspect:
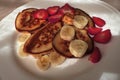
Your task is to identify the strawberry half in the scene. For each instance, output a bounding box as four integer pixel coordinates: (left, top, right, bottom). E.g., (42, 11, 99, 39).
(93, 16, 106, 27)
(58, 3, 75, 15)
(48, 13, 63, 23)
(88, 47, 101, 63)
(33, 9, 48, 20)
(93, 29, 112, 43)
(88, 27, 102, 35)
(47, 6, 60, 15)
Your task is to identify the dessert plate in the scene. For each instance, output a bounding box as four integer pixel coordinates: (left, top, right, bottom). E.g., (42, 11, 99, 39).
(0, 0, 120, 80)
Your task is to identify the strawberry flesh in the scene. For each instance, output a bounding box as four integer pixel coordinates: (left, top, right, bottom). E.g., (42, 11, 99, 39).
(93, 29, 112, 43)
(48, 13, 63, 23)
(93, 16, 106, 27)
(88, 27, 102, 35)
(33, 9, 48, 20)
(47, 6, 60, 15)
(58, 3, 75, 15)
(89, 47, 101, 63)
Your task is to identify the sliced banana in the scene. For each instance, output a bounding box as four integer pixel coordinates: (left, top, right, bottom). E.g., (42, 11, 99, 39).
(69, 39, 88, 57)
(60, 25, 75, 41)
(17, 32, 31, 42)
(19, 44, 28, 57)
(49, 50, 66, 66)
(32, 49, 53, 59)
(32, 54, 42, 59)
(73, 15, 88, 29)
(36, 55, 51, 71)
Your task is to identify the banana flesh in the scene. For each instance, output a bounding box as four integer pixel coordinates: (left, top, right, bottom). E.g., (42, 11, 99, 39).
(49, 50, 66, 66)
(73, 15, 88, 29)
(69, 39, 88, 57)
(19, 44, 29, 57)
(36, 50, 66, 70)
(17, 33, 31, 42)
(36, 55, 51, 71)
(60, 25, 75, 41)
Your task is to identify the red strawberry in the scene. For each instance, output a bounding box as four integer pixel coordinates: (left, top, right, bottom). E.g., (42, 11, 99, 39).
(33, 9, 48, 20)
(93, 29, 112, 43)
(47, 6, 60, 15)
(93, 16, 106, 27)
(58, 3, 75, 15)
(88, 27, 102, 35)
(48, 13, 63, 23)
(88, 47, 101, 63)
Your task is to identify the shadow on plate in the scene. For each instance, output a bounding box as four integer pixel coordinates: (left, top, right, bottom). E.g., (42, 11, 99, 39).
(10, 31, 120, 80)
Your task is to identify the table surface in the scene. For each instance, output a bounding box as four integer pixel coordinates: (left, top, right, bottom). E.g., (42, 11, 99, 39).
(0, 0, 120, 21)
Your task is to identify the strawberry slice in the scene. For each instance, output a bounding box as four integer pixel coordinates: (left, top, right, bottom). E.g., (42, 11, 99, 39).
(93, 16, 106, 27)
(93, 29, 112, 43)
(48, 13, 63, 23)
(58, 3, 75, 15)
(88, 27, 102, 35)
(47, 6, 60, 15)
(88, 47, 101, 63)
(33, 9, 48, 20)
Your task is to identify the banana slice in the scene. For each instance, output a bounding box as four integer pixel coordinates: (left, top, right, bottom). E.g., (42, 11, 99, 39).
(32, 54, 42, 59)
(17, 32, 31, 42)
(36, 55, 51, 71)
(32, 49, 53, 59)
(69, 39, 88, 57)
(60, 25, 75, 41)
(73, 15, 88, 29)
(19, 44, 28, 57)
(49, 50, 66, 66)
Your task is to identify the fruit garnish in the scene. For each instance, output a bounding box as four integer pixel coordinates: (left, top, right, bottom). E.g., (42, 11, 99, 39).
(48, 13, 63, 23)
(88, 27, 102, 35)
(93, 29, 112, 43)
(33, 9, 48, 20)
(93, 16, 106, 27)
(47, 6, 60, 15)
(74, 8, 95, 29)
(19, 44, 29, 57)
(88, 47, 101, 63)
(36, 55, 51, 71)
(69, 39, 88, 57)
(60, 25, 75, 41)
(17, 33, 31, 42)
(62, 13, 74, 25)
(76, 30, 94, 53)
(53, 32, 74, 58)
(73, 15, 88, 29)
(58, 3, 75, 15)
(49, 50, 66, 66)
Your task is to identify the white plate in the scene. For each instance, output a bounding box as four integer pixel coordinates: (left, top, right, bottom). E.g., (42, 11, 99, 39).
(0, 0, 120, 80)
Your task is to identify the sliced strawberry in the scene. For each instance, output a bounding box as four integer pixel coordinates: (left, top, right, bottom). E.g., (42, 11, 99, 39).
(93, 16, 106, 27)
(58, 3, 75, 15)
(47, 6, 60, 15)
(88, 27, 102, 35)
(48, 13, 63, 23)
(93, 29, 112, 43)
(88, 47, 101, 63)
(33, 9, 48, 20)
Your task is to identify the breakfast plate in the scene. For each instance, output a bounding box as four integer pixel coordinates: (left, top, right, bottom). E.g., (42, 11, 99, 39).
(0, 0, 120, 80)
